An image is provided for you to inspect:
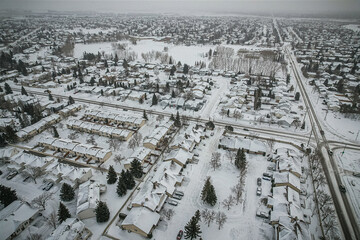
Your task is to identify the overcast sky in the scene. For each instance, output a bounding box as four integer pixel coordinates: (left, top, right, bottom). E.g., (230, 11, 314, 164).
(1, 0, 360, 17)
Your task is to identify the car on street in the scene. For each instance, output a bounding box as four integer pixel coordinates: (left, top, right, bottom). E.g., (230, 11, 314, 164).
(177, 230, 183, 240)
(256, 187, 262, 196)
(257, 177, 262, 186)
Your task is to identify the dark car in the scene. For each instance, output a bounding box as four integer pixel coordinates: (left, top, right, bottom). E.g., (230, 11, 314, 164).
(177, 230, 183, 240)
(257, 177, 262, 186)
(339, 184, 346, 193)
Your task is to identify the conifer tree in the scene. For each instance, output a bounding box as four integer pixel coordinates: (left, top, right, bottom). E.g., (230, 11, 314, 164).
(4, 126, 18, 143)
(170, 65, 176, 76)
(4, 83, 12, 94)
(0, 135, 6, 147)
(152, 93, 158, 105)
(60, 183, 75, 201)
(58, 202, 71, 223)
(130, 159, 143, 179)
(235, 148, 247, 171)
(301, 121, 305, 130)
(68, 96, 75, 105)
(170, 114, 175, 121)
(53, 126, 59, 138)
(201, 177, 217, 206)
(171, 90, 176, 98)
(184, 215, 202, 239)
(107, 165, 117, 184)
(21, 86, 28, 96)
(143, 110, 148, 120)
(124, 170, 136, 189)
(49, 93, 54, 101)
(0, 185, 18, 207)
(96, 201, 110, 222)
(117, 179, 127, 197)
(174, 111, 181, 127)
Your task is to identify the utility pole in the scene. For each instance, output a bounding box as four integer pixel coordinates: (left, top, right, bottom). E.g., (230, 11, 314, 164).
(307, 128, 313, 146)
(356, 130, 360, 141)
(342, 144, 347, 156)
(324, 110, 328, 121)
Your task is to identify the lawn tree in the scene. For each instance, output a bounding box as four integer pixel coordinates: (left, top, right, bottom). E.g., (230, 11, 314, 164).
(225, 125, 234, 132)
(58, 202, 71, 223)
(201, 177, 217, 206)
(235, 148, 247, 172)
(107, 138, 121, 151)
(143, 110, 148, 120)
(32, 192, 52, 210)
(215, 211, 227, 230)
(222, 195, 235, 210)
(123, 170, 136, 189)
(170, 65, 176, 76)
(231, 178, 245, 205)
(194, 209, 201, 223)
(68, 132, 78, 140)
(152, 93, 158, 105)
(205, 121, 215, 130)
(210, 152, 221, 171)
(4, 83, 12, 94)
(225, 150, 235, 163)
(174, 111, 181, 127)
(295, 92, 300, 101)
(4, 126, 18, 143)
(86, 135, 97, 146)
(301, 121, 305, 130)
(113, 154, 125, 165)
(162, 208, 175, 220)
(116, 179, 127, 197)
(130, 159, 143, 178)
(96, 201, 110, 223)
(68, 96, 75, 104)
(21, 86, 28, 96)
(233, 110, 242, 120)
(60, 183, 75, 201)
(47, 210, 57, 229)
(156, 114, 164, 122)
(201, 209, 216, 227)
(133, 132, 143, 146)
(0, 185, 17, 207)
(107, 165, 117, 184)
(184, 214, 202, 240)
(49, 93, 54, 101)
(24, 166, 44, 184)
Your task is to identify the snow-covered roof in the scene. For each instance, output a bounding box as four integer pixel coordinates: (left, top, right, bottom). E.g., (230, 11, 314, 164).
(165, 148, 193, 166)
(132, 181, 167, 212)
(121, 207, 160, 235)
(48, 218, 86, 240)
(219, 135, 267, 153)
(0, 201, 39, 240)
(76, 181, 100, 216)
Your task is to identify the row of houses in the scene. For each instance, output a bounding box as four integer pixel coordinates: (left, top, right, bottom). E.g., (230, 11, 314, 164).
(47, 218, 92, 240)
(38, 136, 112, 162)
(218, 134, 267, 155)
(83, 110, 146, 130)
(143, 121, 174, 150)
(67, 119, 134, 141)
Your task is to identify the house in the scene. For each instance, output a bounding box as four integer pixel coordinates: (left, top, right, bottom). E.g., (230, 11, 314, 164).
(131, 181, 167, 212)
(164, 148, 193, 167)
(124, 147, 152, 170)
(120, 207, 160, 238)
(218, 135, 267, 155)
(48, 218, 92, 240)
(58, 103, 82, 117)
(273, 172, 301, 193)
(76, 180, 105, 219)
(143, 122, 173, 150)
(0, 201, 39, 240)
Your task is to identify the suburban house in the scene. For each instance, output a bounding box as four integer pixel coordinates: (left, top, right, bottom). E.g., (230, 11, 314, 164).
(164, 148, 193, 167)
(143, 122, 173, 150)
(273, 172, 301, 193)
(218, 135, 267, 155)
(130, 181, 167, 212)
(120, 207, 160, 238)
(124, 147, 152, 170)
(0, 200, 39, 240)
(58, 103, 82, 117)
(47, 218, 92, 240)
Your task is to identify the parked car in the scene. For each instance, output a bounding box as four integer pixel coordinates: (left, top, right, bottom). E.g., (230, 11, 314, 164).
(6, 171, 18, 180)
(339, 184, 346, 193)
(177, 230, 183, 240)
(167, 199, 179, 206)
(243, 128, 249, 131)
(174, 190, 184, 196)
(328, 150, 333, 156)
(210, 132, 214, 136)
(256, 187, 262, 196)
(257, 177, 262, 186)
(256, 210, 269, 219)
(44, 182, 54, 191)
(172, 195, 182, 200)
(262, 176, 271, 181)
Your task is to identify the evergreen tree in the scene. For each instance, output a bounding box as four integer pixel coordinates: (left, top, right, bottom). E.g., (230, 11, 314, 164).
(116, 179, 127, 197)
(170, 114, 175, 121)
(0, 86, 3, 92)
(235, 148, 247, 171)
(4, 83, 12, 95)
(201, 177, 217, 206)
(174, 111, 181, 127)
(4, 126, 18, 143)
(123, 170, 136, 189)
(96, 201, 110, 223)
(152, 93, 158, 105)
(184, 215, 202, 239)
(194, 210, 201, 223)
(227, 109, 230, 117)
(183, 64, 189, 74)
(114, 54, 118, 66)
(58, 202, 71, 223)
(49, 93, 54, 101)
(143, 110, 148, 120)
(21, 86, 28, 96)
(90, 77, 96, 86)
(107, 165, 117, 184)
(0, 135, 6, 147)
(68, 96, 75, 105)
(0, 185, 18, 207)
(295, 92, 300, 101)
(301, 121, 305, 130)
(53, 126, 59, 137)
(60, 183, 75, 201)
(171, 90, 176, 98)
(130, 159, 143, 179)
(170, 65, 176, 76)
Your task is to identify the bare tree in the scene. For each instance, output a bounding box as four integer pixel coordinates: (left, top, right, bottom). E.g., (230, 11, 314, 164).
(26, 232, 42, 240)
(231, 180, 245, 205)
(201, 209, 216, 227)
(215, 211, 227, 230)
(210, 152, 221, 171)
(162, 208, 175, 220)
(23, 167, 44, 184)
(107, 138, 121, 151)
(113, 154, 125, 165)
(133, 132, 142, 146)
(222, 195, 235, 210)
(47, 210, 57, 229)
(233, 110, 242, 120)
(225, 150, 235, 164)
(86, 135, 97, 146)
(32, 192, 52, 210)
(267, 138, 275, 152)
(156, 114, 164, 122)
(68, 132, 78, 140)
(314, 173, 326, 190)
